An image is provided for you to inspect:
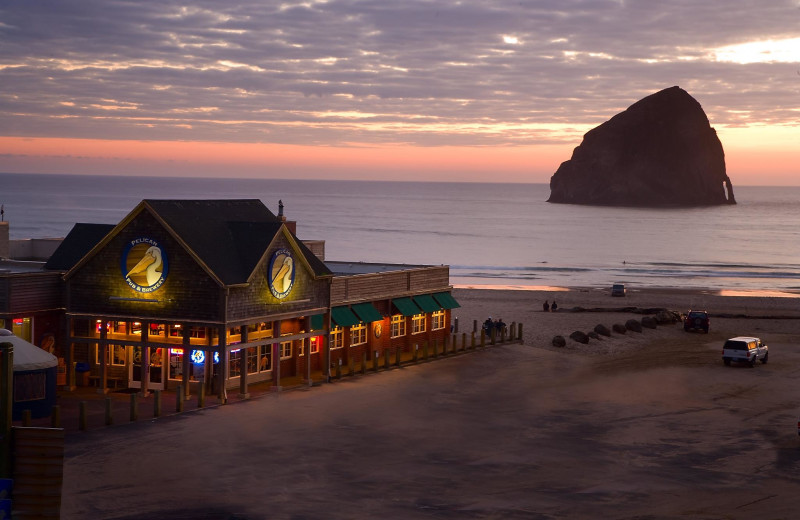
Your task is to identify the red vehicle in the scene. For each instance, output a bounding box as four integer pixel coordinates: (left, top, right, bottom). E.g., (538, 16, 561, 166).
(684, 310, 709, 333)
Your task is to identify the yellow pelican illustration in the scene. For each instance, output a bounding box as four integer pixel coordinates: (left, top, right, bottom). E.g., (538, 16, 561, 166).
(273, 256, 294, 293)
(126, 245, 163, 286)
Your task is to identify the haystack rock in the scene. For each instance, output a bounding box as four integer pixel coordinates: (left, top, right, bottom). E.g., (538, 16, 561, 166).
(548, 86, 736, 206)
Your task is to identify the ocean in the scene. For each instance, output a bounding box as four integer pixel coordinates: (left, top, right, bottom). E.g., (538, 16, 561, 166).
(2, 172, 799, 293)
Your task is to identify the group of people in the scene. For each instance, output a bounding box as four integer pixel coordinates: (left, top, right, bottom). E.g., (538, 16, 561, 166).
(542, 300, 558, 312)
(482, 317, 507, 337)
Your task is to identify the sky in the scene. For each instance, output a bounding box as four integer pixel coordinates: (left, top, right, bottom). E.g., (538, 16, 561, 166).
(1, 0, 799, 185)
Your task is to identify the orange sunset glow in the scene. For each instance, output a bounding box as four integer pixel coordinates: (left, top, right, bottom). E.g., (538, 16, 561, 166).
(0, 2, 798, 184)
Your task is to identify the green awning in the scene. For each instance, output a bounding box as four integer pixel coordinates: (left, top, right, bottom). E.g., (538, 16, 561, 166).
(433, 291, 461, 310)
(310, 314, 324, 331)
(392, 297, 422, 317)
(331, 306, 360, 327)
(352, 302, 383, 323)
(413, 294, 440, 313)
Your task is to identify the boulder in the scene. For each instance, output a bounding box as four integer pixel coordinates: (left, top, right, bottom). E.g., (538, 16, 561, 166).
(655, 310, 680, 324)
(641, 316, 658, 329)
(625, 319, 643, 333)
(548, 86, 736, 207)
(612, 323, 627, 334)
(569, 331, 590, 344)
(594, 324, 612, 337)
(552, 335, 567, 348)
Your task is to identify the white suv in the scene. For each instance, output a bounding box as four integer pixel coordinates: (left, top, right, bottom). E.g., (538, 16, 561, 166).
(722, 336, 768, 367)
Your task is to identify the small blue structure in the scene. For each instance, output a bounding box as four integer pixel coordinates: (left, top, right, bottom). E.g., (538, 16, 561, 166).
(0, 329, 58, 420)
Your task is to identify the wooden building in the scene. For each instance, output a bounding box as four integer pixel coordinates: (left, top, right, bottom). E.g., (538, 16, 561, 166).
(6, 199, 460, 398)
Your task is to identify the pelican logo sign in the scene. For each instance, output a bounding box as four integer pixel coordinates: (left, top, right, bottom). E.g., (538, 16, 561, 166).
(268, 248, 295, 299)
(121, 237, 168, 293)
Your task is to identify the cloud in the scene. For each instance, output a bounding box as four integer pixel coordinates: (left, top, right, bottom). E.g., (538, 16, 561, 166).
(0, 0, 798, 148)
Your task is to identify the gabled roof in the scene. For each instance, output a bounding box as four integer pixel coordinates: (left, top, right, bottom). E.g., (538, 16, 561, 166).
(44, 223, 115, 271)
(61, 199, 331, 286)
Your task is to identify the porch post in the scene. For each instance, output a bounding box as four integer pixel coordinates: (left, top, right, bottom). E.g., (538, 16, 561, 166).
(304, 316, 312, 386)
(218, 325, 227, 403)
(64, 316, 75, 391)
(98, 321, 108, 394)
(323, 312, 331, 383)
(272, 319, 281, 391)
(141, 322, 150, 394)
(238, 325, 249, 399)
(181, 326, 191, 398)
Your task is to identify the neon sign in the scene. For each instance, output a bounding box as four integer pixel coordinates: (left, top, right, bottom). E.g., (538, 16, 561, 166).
(190, 350, 220, 364)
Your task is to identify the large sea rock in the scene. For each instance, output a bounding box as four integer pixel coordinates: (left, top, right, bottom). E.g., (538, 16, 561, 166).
(548, 86, 736, 206)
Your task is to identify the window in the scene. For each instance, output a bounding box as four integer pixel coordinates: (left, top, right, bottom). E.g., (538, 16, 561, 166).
(432, 310, 446, 331)
(95, 344, 126, 366)
(280, 341, 292, 359)
(248, 322, 273, 339)
(111, 345, 126, 365)
(169, 324, 183, 337)
(330, 326, 344, 350)
(412, 313, 426, 334)
(149, 323, 164, 337)
(391, 315, 406, 338)
(246, 347, 259, 374)
(12, 317, 33, 343)
(299, 338, 319, 356)
(259, 345, 271, 372)
(350, 323, 367, 346)
(229, 349, 242, 377)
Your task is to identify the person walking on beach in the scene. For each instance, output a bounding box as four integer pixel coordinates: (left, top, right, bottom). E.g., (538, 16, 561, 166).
(483, 317, 493, 335)
(551, 300, 558, 312)
(543, 300, 550, 312)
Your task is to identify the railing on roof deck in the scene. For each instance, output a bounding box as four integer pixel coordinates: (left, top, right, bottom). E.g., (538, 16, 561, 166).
(331, 266, 450, 304)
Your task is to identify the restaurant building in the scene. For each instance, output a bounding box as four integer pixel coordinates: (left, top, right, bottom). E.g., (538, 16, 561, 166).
(1, 199, 459, 399)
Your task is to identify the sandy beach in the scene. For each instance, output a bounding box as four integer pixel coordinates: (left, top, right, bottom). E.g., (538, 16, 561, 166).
(60, 286, 800, 520)
(454, 285, 800, 352)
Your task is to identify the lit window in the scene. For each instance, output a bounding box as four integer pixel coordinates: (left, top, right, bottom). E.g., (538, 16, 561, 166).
(330, 326, 344, 350)
(412, 314, 426, 334)
(259, 345, 272, 372)
(246, 347, 258, 374)
(350, 323, 367, 346)
(280, 341, 292, 359)
(95, 344, 127, 366)
(12, 317, 32, 342)
(310, 336, 320, 354)
(432, 310, 445, 331)
(229, 349, 242, 377)
(391, 315, 406, 338)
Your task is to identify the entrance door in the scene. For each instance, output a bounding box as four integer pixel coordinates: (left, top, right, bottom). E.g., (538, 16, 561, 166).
(129, 346, 166, 390)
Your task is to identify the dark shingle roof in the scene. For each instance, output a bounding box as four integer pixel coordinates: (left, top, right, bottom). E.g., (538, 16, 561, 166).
(144, 199, 331, 285)
(44, 223, 115, 271)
